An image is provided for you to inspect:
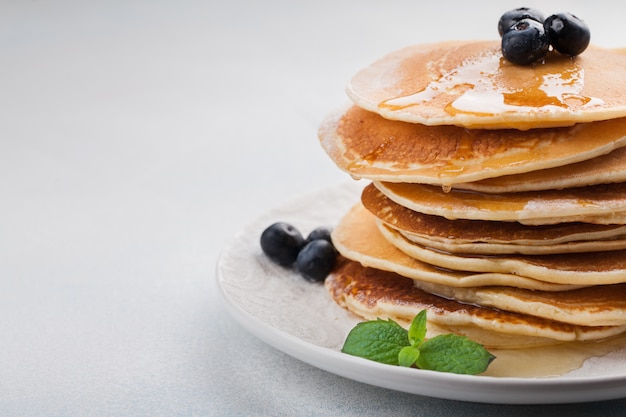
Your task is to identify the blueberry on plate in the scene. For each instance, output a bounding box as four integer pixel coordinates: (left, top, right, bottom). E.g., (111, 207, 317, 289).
(501, 18, 549, 65)
(544, 12, 591, 56)
(498, 7, 545, 37)
(296, 240, 337, 283)
(305, 226, 333, 244)
(260, 222, 305, 266)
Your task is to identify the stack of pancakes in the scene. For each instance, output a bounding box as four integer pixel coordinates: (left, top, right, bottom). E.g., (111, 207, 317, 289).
(318, 40, 626, 349)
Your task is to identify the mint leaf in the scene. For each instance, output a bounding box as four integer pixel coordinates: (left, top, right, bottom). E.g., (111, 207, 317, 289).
(341, 318, 409, 365)
(407, 310, 427, 347)
(416, 334, 496, 375)
(340, 311, 495, 375)
(398, 345, 420, 367)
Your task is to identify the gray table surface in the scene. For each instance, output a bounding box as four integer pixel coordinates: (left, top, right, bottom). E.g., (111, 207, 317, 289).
(3, 0, 626, 415)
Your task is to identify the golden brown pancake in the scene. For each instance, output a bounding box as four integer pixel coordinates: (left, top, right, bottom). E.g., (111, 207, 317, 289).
(455, 147, 626, 193)
(346, 41, 626, 130)
(331, 203, 584, 292)
(326, 258, 626, 348)
(318, 105, 626, 187)
(362, 182, 626, 254)
(379, 222, 626, 286)
(396, 225, 626, 256)
(374, 180, 626, 225)
(410, 279, 626, 327)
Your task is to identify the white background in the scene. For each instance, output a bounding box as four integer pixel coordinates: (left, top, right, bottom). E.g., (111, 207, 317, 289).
(2, 0, 626, 415)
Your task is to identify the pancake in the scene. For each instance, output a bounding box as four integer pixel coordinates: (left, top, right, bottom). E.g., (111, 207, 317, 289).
(346, 40, 626, 130)
(331, 203, 584, 292)
(379, 221, 626, 286)
(410, 279, 626, 327)
(321, 38, 626, 352)
(397, 226, 626, 256)
(362, 182, 626, 255)
(318, 105, 626, 187)
(326, 258, 626, 348)
(374, 180, 626, 225)
(455, 146, 626, 193)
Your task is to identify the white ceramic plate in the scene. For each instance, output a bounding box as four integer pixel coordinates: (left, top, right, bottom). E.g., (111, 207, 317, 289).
(216, 182, 626, 404)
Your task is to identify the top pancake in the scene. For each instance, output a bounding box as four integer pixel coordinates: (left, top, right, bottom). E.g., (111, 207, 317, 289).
(347, 40, 626, 130)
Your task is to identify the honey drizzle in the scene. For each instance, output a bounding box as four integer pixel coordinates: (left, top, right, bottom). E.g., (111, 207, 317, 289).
(380, 50, 604, 116)
(483, 332, 626, 378)
(347, 136, 395, 171)
(438, 136, 544, 185)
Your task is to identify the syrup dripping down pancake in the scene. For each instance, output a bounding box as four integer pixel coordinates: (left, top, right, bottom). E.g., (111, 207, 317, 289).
(318, 105, 626, 187)
(346, 40, 626, 130)
(455, 146, 626, 193)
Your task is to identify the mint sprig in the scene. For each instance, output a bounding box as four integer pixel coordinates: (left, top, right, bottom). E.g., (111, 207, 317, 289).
(340, 318, 408, 365)
(341, 310, 495, 375)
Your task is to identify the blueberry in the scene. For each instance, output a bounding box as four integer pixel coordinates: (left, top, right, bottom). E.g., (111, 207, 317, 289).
(260, 222, 305, 266)
(498, 7, 545, 37)
(296, 240, 337, 283)
(305, 226, 333, 244)
(544, 13, 590, 56)
(501, 18, 549, 65)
